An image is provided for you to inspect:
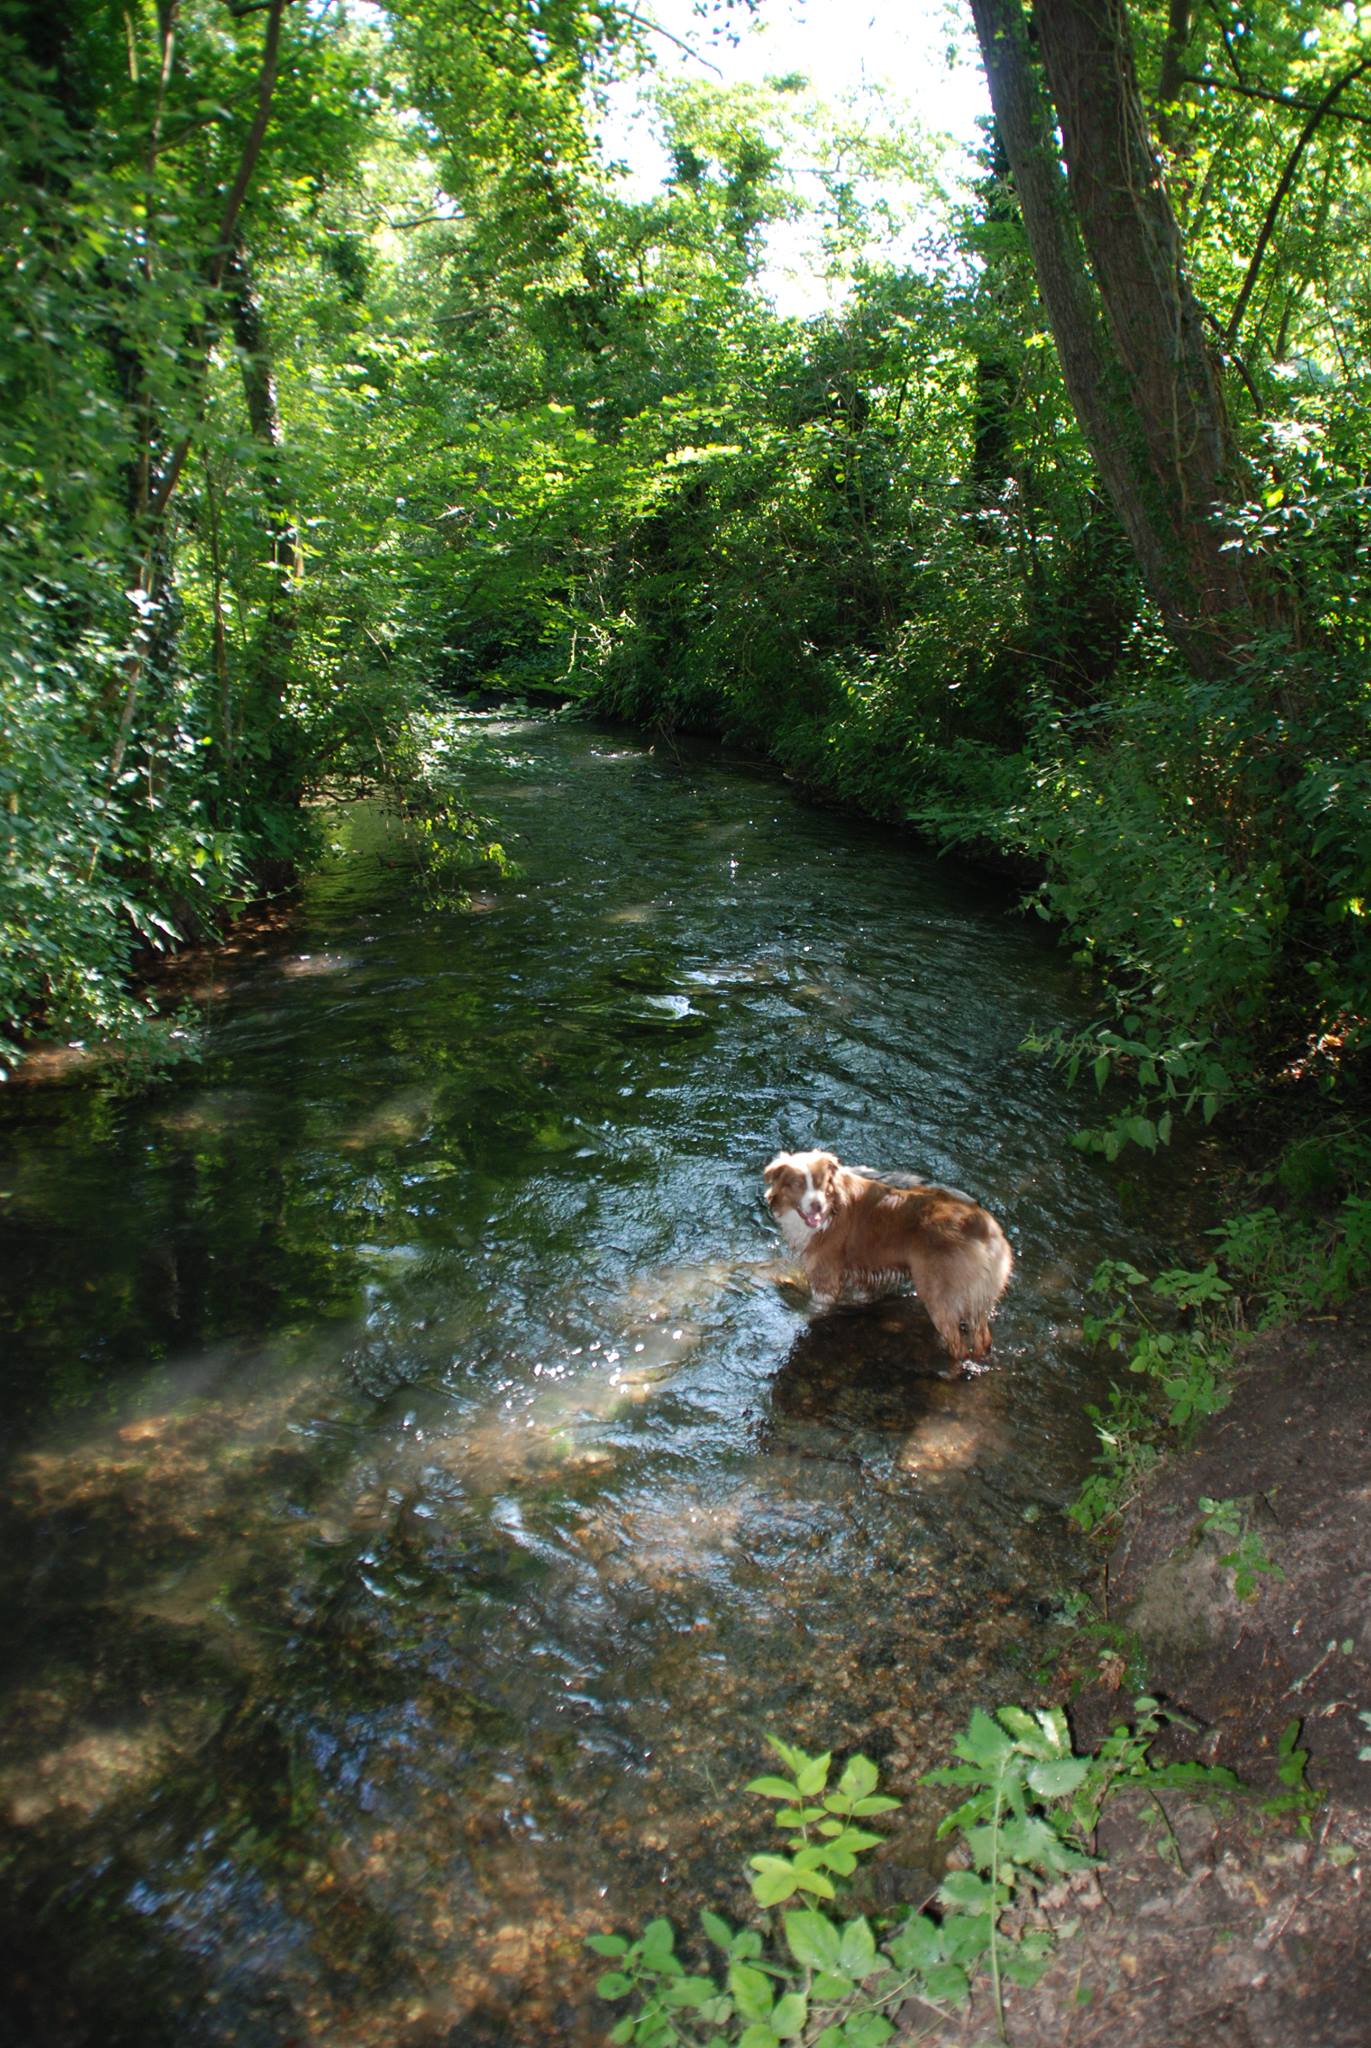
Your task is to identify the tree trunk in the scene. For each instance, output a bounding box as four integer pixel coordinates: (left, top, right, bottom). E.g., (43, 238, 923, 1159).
(968, 132, 1019, 536)
(224, 235, 300, 805)
(226, 236, 299, 588)
(967, 0, 1281, 676)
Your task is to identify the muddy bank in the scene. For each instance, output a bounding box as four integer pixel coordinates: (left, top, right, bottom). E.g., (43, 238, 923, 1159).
(917, 1292, 1371, 2048)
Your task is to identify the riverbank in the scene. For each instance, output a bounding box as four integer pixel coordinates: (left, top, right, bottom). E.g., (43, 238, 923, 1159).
(916, 1292, 1371, 2048)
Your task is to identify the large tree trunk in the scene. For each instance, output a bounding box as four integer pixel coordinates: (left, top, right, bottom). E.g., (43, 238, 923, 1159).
(967, 0, 1281, 677)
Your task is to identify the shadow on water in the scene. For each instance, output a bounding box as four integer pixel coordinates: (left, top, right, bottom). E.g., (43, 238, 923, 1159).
(0, 718, 1221, 2046)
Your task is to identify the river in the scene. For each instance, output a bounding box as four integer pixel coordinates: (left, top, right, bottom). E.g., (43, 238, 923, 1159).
(0, 716, 1188, 2045)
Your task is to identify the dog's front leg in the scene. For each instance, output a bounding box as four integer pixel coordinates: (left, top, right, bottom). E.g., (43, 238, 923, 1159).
(806, 1256, 842, 1307)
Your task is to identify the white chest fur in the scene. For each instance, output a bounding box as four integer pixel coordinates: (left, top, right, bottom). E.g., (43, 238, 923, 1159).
(777, 1205, 819, 1254)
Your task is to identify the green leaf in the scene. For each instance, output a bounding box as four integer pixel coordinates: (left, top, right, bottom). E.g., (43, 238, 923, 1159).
(1025, 1758, 1092, 1798)
(749, 1855, 800, 1906)
(748, 1775, 802, 1801)
(956, 1707, 1015, 1767)
(923, 1962, 972, 2004)
(847, 1793, 901, 1817)
(939, 1870, 996, 1911)
(730, 1962, 776, 2020)
(738, 2027, 781, 2048)
(838, 1915, 878, 1977)
(640, 1917, 677, 1968)
(1004, 1945, 1054, 1988)
(836, 1754, 879, 1802)
(818, 1824, 883, 1854)
(940, 1911, 993, 1964)
(586, 1933, 629, 1957)
(765, 1735, 809, 1776)
(783, 1909, 842, 1973)
(795, 1752, 832, 1797)
(663, 1975, 720, 2008)
(843, 2015, 895, 2047)
(596, 1971, 632, 1999)
(771, 1991, 809, 2038)
(884, 1912, 941, 1971)
(701, 1910, 734, 1950)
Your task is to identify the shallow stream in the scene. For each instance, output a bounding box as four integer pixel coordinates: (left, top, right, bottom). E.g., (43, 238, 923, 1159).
(0, 718, 1196, 2045)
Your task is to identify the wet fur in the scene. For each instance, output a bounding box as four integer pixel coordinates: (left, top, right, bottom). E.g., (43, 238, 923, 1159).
(763, 1149, 1013, 1363)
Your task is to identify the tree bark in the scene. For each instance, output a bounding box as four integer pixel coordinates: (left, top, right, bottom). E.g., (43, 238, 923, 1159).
(226, 234, 299, 585)
(1155, 0, 1192, 149)
(967, 0, 1279, 676)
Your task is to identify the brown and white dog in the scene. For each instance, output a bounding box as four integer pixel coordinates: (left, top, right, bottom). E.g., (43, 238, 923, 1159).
(763, 1149, 1013, 1363)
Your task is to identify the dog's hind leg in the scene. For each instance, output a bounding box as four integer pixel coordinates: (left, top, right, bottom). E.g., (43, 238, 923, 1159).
(917, 1271, 970, 1362)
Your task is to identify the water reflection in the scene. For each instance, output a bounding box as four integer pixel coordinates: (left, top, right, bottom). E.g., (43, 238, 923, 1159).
(0, 717, 1203, 2046)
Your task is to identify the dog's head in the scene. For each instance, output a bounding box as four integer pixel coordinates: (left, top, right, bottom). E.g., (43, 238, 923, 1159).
(763, 1150, 841, 1233)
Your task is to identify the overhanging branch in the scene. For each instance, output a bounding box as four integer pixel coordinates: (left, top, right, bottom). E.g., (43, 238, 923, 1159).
(1224, 54, 1371, 349)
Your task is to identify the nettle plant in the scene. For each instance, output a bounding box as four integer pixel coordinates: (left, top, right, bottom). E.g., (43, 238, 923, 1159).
(589, 1710, 1238, 2047)
(1071, 1256, 1238, 1533)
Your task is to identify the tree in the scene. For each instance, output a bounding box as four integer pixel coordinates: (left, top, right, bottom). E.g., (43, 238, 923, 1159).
(965, 0, 1282, 675)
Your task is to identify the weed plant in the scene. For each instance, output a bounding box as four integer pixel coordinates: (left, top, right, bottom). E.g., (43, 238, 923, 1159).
(591, 1710, 1239, 2047)
(1071, 1127, 1371, 1532)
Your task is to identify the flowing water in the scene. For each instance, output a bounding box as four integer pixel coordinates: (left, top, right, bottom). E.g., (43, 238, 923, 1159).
(0, 718, 1198, 2046)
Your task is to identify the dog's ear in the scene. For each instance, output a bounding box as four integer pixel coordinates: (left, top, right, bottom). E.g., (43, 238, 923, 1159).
(763, 1155, 789, 1181)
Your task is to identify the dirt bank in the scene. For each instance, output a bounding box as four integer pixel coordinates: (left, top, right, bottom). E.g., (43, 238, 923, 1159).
(915, 1293, 1371, 2048)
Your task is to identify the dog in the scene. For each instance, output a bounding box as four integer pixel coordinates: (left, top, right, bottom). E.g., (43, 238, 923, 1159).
(762, 1149, 1013, 1363)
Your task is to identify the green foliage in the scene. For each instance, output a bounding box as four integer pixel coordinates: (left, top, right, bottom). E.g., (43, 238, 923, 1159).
(0, 6, 413, 1065)
(1017, 607, 1371, 1153)
(744, 1738, 903, 1908)
(5, 0, 1371, 1127)
(0, 1, 601, 1068)
(1073, 1128, 1371, 1530)
(590, 1709, 1241, 2047)
(1071, 1255, 1236, 1531)
(1197, 1497, 1284, 1602)
(1263, 1718, 1321, 1833)
(1215, 1125, 1371, 1311)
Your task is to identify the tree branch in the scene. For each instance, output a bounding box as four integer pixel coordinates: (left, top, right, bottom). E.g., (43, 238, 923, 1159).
(147, 0, 293, 523)
(617, 9, 723, 75)
(1172, 70, 1371, 128)
(1224, 55, 1371, 348)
